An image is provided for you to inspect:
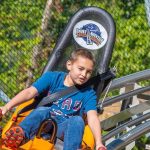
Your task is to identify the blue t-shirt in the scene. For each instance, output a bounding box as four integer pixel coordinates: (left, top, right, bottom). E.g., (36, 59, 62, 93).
(32, 71, 97, 118)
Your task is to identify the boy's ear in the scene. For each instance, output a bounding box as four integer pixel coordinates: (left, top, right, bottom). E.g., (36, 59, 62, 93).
(66, 60, 72, 70)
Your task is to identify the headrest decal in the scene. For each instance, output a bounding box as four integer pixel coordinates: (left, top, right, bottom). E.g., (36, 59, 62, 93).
(73, 20, 108, 50)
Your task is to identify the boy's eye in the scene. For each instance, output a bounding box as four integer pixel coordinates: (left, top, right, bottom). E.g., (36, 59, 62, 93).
(78, 67, 84, 70)
(87, 71, 92, 75)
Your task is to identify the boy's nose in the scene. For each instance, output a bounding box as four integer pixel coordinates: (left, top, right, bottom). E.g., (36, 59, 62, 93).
(81, 71, 86, 77)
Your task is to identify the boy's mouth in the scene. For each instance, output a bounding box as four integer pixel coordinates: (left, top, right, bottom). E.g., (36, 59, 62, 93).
(79, 78, 86, 83)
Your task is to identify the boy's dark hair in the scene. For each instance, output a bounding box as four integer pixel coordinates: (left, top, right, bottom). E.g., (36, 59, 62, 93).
(69, 49, 95, 65)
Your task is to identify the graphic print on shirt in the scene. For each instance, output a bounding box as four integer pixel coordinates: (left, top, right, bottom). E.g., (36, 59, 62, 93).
(73, 101, 82, 111)
(61, 98, 82, 112)
(61, 98, 72, 110)
(51, 108, 63, 116)
(53, 98, 62, 106)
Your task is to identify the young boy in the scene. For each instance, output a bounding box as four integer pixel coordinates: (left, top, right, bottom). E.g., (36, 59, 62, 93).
(0, 49, 106, 150)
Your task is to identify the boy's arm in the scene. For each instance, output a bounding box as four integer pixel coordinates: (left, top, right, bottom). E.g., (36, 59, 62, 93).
(1, 86, 38, 115)
(87, 110, 106, 150)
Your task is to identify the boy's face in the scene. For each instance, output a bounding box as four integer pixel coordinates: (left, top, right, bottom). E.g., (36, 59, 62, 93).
(66, 56, 94, 85)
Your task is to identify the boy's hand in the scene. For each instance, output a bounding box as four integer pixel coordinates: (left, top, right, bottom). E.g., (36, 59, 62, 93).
(0, 106, 9, 116)
(97, 147, 107, 150)
(96, 145, 107, 150)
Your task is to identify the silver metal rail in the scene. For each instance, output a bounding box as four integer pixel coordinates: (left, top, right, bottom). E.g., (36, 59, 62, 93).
(97, 85, 150, 107)
(108, 69, 150, 91)
(102, 112, 150, 142)
(101, 101, 150, 130)
(106, 120, 150, 150)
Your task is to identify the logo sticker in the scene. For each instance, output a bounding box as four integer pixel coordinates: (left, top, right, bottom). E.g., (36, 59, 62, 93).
(73, 20, 108, 50)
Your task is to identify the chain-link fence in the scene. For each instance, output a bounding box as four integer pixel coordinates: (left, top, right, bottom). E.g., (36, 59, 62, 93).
(0, 1, 55, 100)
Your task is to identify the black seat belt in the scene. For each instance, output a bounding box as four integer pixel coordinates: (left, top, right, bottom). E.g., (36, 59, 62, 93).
(37, 86, 79, 107)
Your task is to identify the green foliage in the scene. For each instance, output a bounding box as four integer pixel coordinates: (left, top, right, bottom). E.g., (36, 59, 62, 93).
(133, 135, 150, 150)
(0, 0, 46, 96)
(111, 0, 150, 77)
